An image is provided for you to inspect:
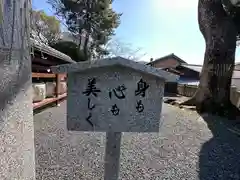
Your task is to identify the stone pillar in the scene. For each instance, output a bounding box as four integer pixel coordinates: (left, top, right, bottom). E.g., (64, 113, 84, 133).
(0, 0, 35, 179)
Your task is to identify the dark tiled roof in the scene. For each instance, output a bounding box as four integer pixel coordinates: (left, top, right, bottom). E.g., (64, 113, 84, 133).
(136, 61, 148, 65)
(181, 63, 240, 79)
(180, 64, 202, 72)
(30, 38, 76, 64)
(147, 53, 186, 65)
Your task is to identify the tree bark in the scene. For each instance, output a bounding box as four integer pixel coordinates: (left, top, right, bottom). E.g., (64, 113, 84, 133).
(0, 0, 35, 179)
(83, 30, 90, 60)
(182, 0, 240, 119)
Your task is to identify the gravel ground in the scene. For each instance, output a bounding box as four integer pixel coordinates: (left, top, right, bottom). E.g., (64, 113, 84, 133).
(34, 101, 240, 180)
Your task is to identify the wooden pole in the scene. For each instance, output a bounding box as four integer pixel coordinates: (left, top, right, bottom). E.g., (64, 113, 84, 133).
(0, 0, 35, 179)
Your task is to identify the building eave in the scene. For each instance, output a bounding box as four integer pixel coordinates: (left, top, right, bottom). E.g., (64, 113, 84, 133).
(147, 53, 186, 65)
(30, 38, 76, 64)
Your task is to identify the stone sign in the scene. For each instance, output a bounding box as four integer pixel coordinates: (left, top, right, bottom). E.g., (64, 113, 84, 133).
(51, 57, 179, 133)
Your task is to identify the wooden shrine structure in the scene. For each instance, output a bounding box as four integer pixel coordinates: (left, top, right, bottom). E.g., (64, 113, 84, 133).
(30, 38, 76, 110)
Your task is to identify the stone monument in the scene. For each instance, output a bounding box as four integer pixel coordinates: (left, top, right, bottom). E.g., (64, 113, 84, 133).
(51, 57, 179, 180)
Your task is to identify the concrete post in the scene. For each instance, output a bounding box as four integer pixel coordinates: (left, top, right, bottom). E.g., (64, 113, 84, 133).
(0, 0, 35, 179)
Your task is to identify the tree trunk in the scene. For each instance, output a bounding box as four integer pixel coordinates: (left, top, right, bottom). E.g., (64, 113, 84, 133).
(182, 0, 240, 119)
(83, 30, 90, 60)
(77, 26, 83, 49)
(0, 0, 35, 179)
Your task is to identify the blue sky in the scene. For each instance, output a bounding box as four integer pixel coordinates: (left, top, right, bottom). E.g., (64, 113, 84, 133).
(32, 0, 240, 64)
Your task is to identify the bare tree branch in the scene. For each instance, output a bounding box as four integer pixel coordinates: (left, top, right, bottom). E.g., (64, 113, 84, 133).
(102, 38, 147, 61)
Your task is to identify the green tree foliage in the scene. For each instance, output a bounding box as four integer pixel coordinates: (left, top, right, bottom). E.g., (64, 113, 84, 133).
(51, 41, 86, 61)
(31, 9, 61, 45)
(47, 0, 121, 59)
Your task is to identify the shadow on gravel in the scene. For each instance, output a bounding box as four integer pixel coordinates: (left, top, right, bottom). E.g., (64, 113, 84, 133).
(199, 114, 240, 180)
